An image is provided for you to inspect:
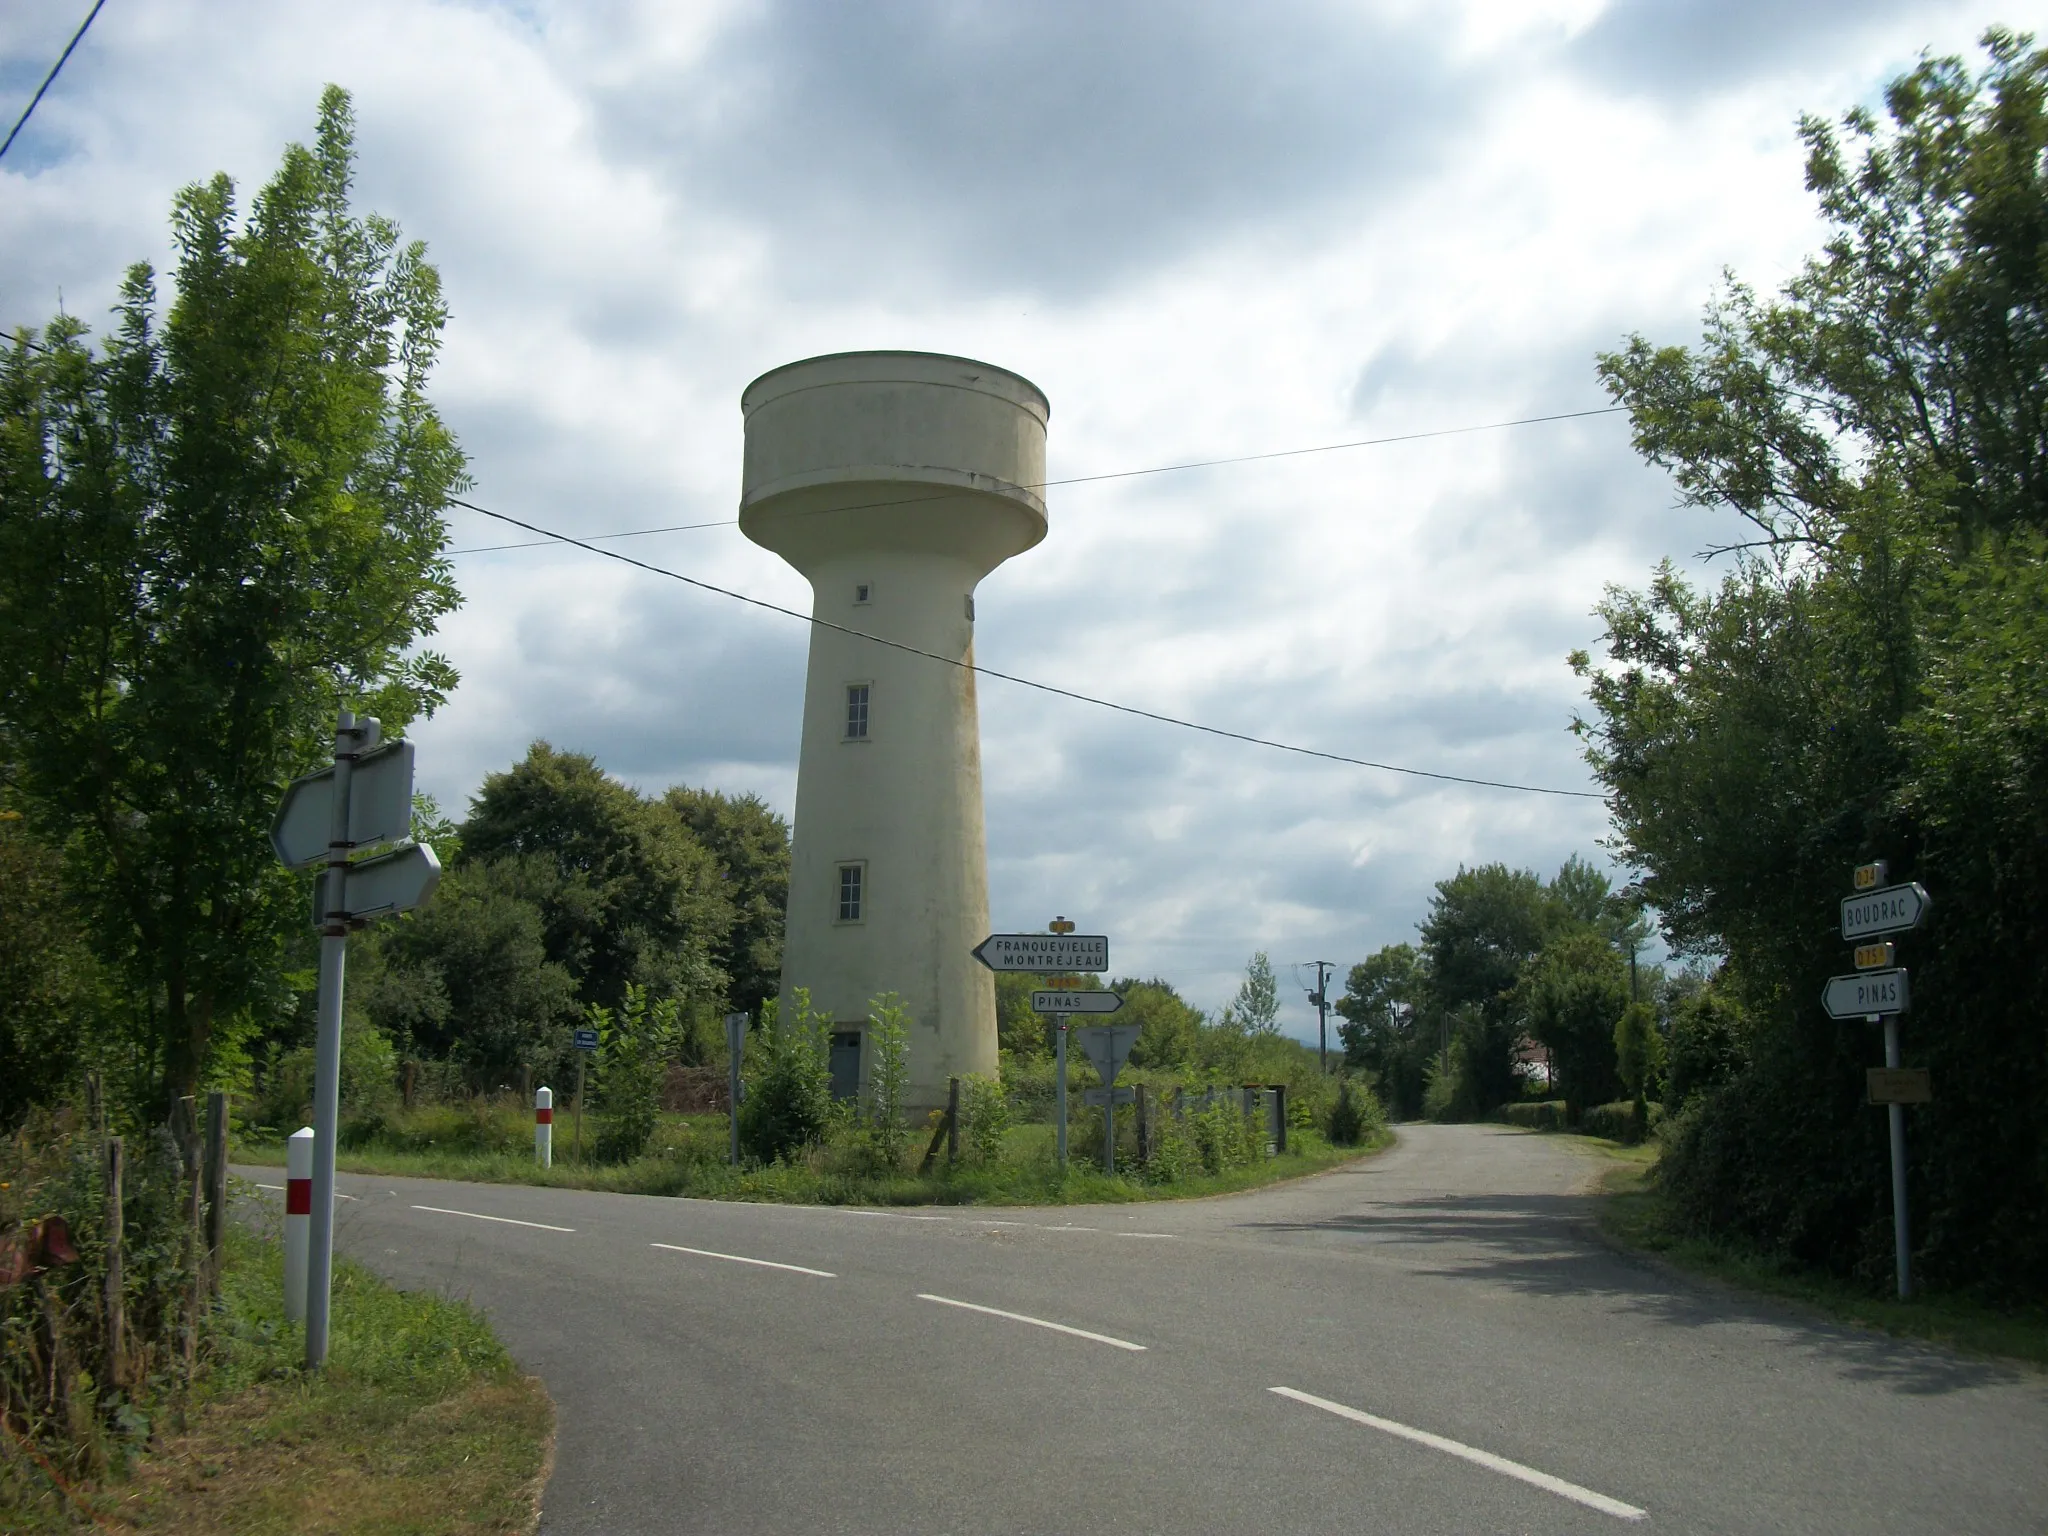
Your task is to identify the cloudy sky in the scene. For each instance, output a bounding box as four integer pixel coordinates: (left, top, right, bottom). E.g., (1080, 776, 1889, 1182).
(1, 0, 1993, 1037)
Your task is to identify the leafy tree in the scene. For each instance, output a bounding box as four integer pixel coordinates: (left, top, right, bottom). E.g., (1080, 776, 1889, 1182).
(1420, 864, 1556, 1114)
(462, 743, 731, 1013)
(1516, 931, 1629, 1122)
(0, 88, 463, 1113)
(1335, 943, 1430, 1118)
(662, 787, 789, 1017)
(1118, 978, 1205, 1069)
(353, 855, 578, 1084)
(1662, 984, 1747, 1110)
(1225, 952, 1282, 1036)
(1583, 31, 2048, 1291)
(0, 817, 109, 1126)
(1613, 1001, 1664, 1131)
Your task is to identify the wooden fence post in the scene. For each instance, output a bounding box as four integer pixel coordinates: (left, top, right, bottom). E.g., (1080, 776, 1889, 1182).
(1272, 1084, 1288, 1155)
(1135, 1083, 1151, 1165)
(104, 1136, 124, 1390)
(204, 1091, 229, 1301)
(402, 1059, 416, 1112)
(946, 1077, 961, 1164)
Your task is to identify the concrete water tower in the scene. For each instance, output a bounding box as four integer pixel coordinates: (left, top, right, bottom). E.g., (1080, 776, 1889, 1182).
(740, 351, 1049, 1109)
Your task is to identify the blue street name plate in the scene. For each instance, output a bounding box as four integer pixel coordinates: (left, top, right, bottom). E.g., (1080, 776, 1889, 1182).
(573, 1027, 600, 1051)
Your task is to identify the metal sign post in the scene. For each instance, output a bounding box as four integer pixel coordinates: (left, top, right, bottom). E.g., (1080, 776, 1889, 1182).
(1074, 1024, 1141, 1176)
(725, 1012, 747, 1166)
(270, 709, 439, 1367)
(1828, 861, 1930, 1301)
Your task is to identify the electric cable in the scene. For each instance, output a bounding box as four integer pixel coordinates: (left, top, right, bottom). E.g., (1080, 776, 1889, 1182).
(448, 494, 1605, 801)
(0, 0, 108, 163)
(442, 404, 1630, 554)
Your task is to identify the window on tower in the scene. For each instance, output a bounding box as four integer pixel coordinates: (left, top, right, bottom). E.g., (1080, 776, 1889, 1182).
(854, 582, 871, 604)
(845, 683, 870, 740)
(836, 863, 865, 923)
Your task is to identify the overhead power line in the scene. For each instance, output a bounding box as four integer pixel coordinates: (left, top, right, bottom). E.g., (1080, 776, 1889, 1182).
(0, 0, 108, 163)
(444, 404, 1630, 555)
(446, 494, 1605, 801)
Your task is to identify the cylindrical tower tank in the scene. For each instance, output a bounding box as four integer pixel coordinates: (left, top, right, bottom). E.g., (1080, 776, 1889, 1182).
(740, 351, 1049, 1110)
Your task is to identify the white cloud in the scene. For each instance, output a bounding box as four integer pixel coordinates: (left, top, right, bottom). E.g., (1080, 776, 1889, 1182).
(0, 0, 1988, 1033)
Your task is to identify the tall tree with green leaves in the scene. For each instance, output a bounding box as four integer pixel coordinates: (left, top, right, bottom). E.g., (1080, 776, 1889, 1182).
(1227, 951, 1281, 1036)
(662, 786, 789, 1017)
(461, 743, 731, 1015)
(1582, 30, 2048, 1291)
(0, 88, 463, 1113)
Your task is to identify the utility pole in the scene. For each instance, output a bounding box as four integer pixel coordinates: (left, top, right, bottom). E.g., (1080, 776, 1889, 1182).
(1309, 961, 1334, 1071)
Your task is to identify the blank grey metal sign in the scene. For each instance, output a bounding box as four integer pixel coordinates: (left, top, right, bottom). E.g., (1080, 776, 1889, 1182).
(1839, 882, 1930, 941)
(309, 842, 441, 926)
(1074, 1024, 1141, 1086)
(271, 740, 417, 868)
(1822, 968, 1910, 1019)
(973, 934, 1110, 972)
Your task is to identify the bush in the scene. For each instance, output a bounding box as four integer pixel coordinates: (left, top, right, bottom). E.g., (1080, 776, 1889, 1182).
(1325, 1078, 1386, 1146)
(960, 1074, 1010, 1164)
(1499, 1100, 1569, 1132)
(1581, 1099, 1663, 1143)
(591, 985, 679, 1164)
(863, 993, 911, 1166)
(738, 991, 832, 1167)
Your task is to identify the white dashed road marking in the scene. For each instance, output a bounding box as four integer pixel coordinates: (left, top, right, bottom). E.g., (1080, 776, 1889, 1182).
(410, 1204, 573, 1232)
(918, 1293, 1147, 1352)
(650, 1242, 835, 1277)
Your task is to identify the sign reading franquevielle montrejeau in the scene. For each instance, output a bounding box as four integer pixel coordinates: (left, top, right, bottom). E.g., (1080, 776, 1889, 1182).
(972, 934, 1110, 973)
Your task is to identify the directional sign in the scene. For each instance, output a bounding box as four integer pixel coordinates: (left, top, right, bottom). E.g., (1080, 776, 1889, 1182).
(1840, 882, 1930, 941)
(1867, 1067, 1931, 1105)
(1080, 1086, 1137, 1108)
(572, 1027, 600, 1052)
(272, 741, 418, 869)
(1073, 1023, 1141, 1086)
(311, 841, 441, 926)
(974, 933, 1109, 973)
(1032, 990, 1123, 1015)
(1822, 967, 1909, 1019)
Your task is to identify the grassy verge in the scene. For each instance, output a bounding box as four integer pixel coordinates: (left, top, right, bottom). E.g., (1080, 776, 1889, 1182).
(235, 1111, 1391, 1207)
(1589, 1154, 2048, 1370)
(6, 1206, 553, 1533)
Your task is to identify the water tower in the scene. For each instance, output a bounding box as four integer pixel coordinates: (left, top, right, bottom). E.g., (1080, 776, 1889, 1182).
(740, 351, 1049, 1109)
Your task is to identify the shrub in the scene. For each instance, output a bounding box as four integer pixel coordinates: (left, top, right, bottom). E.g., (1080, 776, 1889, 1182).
(738, 989, 832, 1166)
(1498, 1100, 1568, 1132)
(960, 1073, 1010, 1164)
(1325, 1078, 1388, 1146)
(1581, 1099, 1663, 1143)
(592, 985, 679, 1163)
(863, 993, 911, 1167)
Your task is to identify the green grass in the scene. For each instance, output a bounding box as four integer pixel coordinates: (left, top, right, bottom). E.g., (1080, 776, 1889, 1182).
(236, 1103, 1391, 1208)
(5, 1202, 553, 1534)
(1591, 1156, 2048, 1370)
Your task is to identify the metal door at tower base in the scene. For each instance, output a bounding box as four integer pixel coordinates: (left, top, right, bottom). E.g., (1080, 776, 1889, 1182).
(829, 1031, 863, 1100)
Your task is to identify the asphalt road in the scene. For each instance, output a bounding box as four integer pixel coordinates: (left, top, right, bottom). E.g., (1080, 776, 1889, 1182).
(244, 1126, 2048, 1534)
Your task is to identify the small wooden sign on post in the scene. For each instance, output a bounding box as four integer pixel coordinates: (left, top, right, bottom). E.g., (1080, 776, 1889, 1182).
(1867, 1068, 1932, 1105)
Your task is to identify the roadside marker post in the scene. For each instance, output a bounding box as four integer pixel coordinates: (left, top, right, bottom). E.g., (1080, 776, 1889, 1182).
(283, 1127, 313, 1324)
(535, 1087, 553, 1168)
(270, 709, 441, 1368)
(1827, 861, 1930, 1300)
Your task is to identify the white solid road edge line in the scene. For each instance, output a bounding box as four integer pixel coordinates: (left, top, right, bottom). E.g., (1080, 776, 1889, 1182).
(918, 1293, 1147, 1352)
(411, 1204, 574, 1232)
(650, 1242, 836, 1278)
(1269, 1387, 1646, 1522)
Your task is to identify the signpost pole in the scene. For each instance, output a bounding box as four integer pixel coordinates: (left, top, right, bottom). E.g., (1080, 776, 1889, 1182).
(304, 708, 358, 1371)
(1103, 1078, 1115, 1177)
(726, 1013, 747, 1167)
(574, 1054, 585, 1164)
(1881, 1013, 1912, 1299)
(1055, 1023, 1068, 1172)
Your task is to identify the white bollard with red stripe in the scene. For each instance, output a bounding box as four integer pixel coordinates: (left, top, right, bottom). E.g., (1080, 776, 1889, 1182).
(284, 1126, 314, 1323)
(535, 1086, 553, 1168)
